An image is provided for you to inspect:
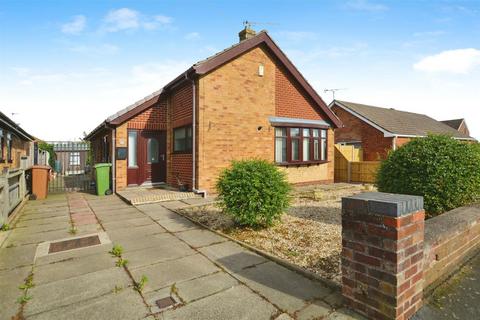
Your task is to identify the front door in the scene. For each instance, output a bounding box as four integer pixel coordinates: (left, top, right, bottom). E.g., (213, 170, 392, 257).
(127, 130, 166, 186)
(140, 131, 166, 184)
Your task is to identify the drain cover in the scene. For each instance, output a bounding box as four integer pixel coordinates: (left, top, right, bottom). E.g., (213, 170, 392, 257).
(48, 235, 101, 253)
(155, 297, 176, 310)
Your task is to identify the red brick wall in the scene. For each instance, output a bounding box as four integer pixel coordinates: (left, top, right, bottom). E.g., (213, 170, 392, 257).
(275, 65, 327, 121)
(395, 137, 411, 148)
(423, 207, 480, 290)
(342, 195, 425, 320)
(127, 100, 167, 130)
(171, 84, 193, 127)
(167, 83, 193, 188)
(332, 105, 393, 160)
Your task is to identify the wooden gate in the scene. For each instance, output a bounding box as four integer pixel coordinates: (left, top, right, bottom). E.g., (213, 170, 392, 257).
(334, 144, 380, 183)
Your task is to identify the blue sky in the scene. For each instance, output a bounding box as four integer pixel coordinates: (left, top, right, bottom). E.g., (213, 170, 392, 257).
(1, 0, 479, 140)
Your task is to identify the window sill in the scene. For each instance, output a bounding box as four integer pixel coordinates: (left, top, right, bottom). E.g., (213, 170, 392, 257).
(276, 160, 329, 167)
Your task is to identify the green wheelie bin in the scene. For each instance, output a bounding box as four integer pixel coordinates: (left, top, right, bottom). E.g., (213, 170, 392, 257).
(94, 163, 112, 196)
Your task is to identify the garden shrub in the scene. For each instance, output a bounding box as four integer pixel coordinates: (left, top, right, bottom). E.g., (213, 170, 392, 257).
(376, 135, 480, 217)
(216, 159, 291, 227)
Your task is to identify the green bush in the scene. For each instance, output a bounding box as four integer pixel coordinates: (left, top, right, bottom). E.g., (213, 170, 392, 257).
(216, 159, 291, 227)
(377, 135, 480, 217)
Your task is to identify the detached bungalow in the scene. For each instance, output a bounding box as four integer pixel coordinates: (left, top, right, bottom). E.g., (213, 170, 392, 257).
(330, 100, 475, 161)
(85, 27, 342, 194)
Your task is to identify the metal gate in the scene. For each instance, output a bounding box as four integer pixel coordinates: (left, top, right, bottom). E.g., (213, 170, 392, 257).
(47, 141, 94, 193)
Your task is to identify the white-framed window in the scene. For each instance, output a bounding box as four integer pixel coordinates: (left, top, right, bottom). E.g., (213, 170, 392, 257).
(69, 152, 80, 165)
(128, 131, 138, 167)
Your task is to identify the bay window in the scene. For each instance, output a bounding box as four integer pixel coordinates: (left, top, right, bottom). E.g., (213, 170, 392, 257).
(275, 127, 328, 164)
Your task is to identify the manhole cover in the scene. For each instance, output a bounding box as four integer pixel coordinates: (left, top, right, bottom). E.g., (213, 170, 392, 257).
(48, 235, 101, 253)
(155, 297, 176, 310)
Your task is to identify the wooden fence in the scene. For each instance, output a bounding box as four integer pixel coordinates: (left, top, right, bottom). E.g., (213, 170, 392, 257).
(0, 169, 27, 227)
(334, 144, 380, 183)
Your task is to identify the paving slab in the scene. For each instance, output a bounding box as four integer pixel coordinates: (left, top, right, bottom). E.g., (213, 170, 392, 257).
(199, 241, 267, 272)
(160, 201, 190, 210)
(123, 240, 195, 269)
(34, 253, 117, 285)
(174, 271, 238, 302)
(155, 215, 200, 232)
(102, 217, 154, 230)
(326, 308, 367, 320)
(19, 210, 69, 220)
(161, 285, 278, 320)
(180, 197, 216, 206)
(12, 222, 70, 235)
(235, 261, 332, 314)
(12, 220, 70, 235)
(115, 233, 176, 252)
(35, 243, 112, 266)
(130, 253, 219, 293)
(7, 229, 71, 246)
(97, 211, 147, 222)
(175, 229, 227, 248)
(27, 289, 149, 320)
(16, 215, 69, 227)
(0, 265, 31, 319)
(24, 267, 132, 316)
(0, 244, 36, 270)
(296, 300, 332, 320)
(107, 224, 166, 241)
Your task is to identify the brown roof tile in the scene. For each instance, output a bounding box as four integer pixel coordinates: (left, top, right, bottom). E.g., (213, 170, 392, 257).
(334, 100, 473, 140)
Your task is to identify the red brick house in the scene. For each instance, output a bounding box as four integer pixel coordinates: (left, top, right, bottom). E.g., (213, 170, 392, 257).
(441, 118, 470, 137)
(85, 28, 342, 194)
(330, 100, 475, 161)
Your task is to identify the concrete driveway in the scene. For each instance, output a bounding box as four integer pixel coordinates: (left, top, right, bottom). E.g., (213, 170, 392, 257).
(0, 192, 364, 320)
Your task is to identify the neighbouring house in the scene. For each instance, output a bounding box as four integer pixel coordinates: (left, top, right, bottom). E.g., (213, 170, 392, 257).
(441, 118, 470, 137)
(85, 27, 342, 194)
(0, 111, 35, 226)
(330, 100, 475, 161)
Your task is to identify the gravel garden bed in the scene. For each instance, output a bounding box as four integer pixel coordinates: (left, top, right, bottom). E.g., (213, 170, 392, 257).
(179, 184, 366, 284)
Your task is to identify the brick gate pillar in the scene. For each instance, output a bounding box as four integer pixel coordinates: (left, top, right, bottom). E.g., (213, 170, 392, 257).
(341, 192, 425, 320)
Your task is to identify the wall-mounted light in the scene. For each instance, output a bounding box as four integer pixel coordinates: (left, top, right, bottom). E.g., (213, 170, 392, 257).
(258, 64, 264, 77)
(257, 126, 263, 131)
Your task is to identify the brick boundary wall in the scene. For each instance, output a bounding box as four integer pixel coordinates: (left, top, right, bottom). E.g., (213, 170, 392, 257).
(423, 205, 480, 291)
(342, 192, 425, 320)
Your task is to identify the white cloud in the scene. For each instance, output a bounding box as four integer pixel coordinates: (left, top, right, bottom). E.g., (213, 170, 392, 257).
(61, 15, 86, 34)
(413, 30, 446, 37)
(185, 32, 200, 40)
(69, 43, 119, 55)
(414, 48, 480, 74)
(102, 8, 173, 33)
(154, 15, 173, 25)
(345, 0, 388, 12)
(103, 8, 140, 32)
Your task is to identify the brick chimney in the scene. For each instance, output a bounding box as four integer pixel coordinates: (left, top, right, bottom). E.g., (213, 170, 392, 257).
(238, 25, 256, 42)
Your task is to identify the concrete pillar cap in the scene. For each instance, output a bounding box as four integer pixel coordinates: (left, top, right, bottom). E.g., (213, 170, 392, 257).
(342, 192, 424, 217)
